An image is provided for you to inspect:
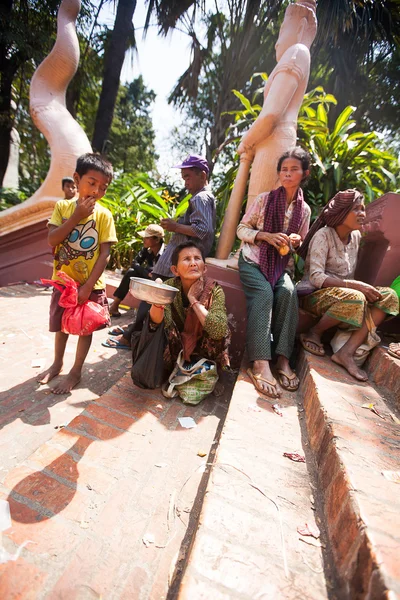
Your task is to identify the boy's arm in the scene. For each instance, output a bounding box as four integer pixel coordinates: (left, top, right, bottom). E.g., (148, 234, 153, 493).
(78, 242, 112, 304)
(48, 196, 96, 247)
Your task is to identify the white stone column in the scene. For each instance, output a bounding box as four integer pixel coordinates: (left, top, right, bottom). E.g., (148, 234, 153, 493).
(215, 152, 253, 259)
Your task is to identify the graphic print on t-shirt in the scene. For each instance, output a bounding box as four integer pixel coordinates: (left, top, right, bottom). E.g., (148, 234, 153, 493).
(54, 219, 99, 280)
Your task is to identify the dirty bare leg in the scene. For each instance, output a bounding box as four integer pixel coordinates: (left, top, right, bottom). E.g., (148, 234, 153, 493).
(109, 297, 122, 315)
(52, 334, 93, 394)
(38, 331, 68, 384)
(331, 306, 387, 381)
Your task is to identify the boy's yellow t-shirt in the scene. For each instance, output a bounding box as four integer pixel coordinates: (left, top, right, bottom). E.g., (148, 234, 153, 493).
(48, 199, 118, 290)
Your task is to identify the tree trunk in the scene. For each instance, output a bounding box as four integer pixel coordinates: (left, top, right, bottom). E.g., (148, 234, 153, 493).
(0, 70, 14, 187)
(0, 0, 16, 187)
(92, 0, 137, 153)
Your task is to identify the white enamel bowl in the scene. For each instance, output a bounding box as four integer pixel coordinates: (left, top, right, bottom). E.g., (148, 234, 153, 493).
(129, 277, 179, 305)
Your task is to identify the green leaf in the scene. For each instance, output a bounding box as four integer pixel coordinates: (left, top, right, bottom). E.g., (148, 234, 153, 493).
(380, 166, 397, 186)
(232, 89, 257, 115)
(137, 181, 169, 211)
(317, 103, 328, 125)
(331, 106, 356, 138)
(174, 194, 190, 218)
(139, 202, 166, 219)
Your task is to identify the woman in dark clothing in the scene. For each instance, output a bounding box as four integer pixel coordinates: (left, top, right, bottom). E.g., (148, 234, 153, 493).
(108, 224, 164, 317)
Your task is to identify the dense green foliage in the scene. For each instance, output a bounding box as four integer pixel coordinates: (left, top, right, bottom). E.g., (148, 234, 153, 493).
(0, 1, 156, 203)
(168, 0, 400, 162)
(211, 82, 399, 229)
(100, 173, 189, 269)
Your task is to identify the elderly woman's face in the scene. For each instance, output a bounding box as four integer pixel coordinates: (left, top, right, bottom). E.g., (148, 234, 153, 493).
(342, 200, 366, 231)
(174, 246, 205, 282)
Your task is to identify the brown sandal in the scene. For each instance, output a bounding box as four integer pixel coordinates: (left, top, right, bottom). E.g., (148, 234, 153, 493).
(388, 342, 400, 360)
(277, 369, 299, 392)
(300, 334, 325, 357)
(246, 368, 280, 399)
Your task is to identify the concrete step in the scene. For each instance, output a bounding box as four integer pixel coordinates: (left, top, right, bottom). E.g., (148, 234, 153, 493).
(0, 366, 234, 599)
(177, 347, 400, 599)
(298, 348, 400, 599)
(365, 345, 400, 406)
(176, 361, 336, 600)
(105, 270, 139, 310)
(2, 284, 399, 599)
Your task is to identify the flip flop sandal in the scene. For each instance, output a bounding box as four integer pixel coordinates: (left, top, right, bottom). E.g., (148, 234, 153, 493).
(102, 338, 130, 350)
(299, 334, 325, 357)
(246, 368, 279, 399)
(108, 326, 126, 336)
(110, 312, 122, 318)
(277, 369, 299, 392)
(387, 343, 400, 360)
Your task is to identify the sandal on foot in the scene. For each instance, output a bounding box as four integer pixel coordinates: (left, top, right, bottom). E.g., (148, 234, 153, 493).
(277, 369, 299, 392)
(102, 338, 130, 350)
(388, 342, 400, 360)
(247, 368, 279, 398)
(300, 334, 325, 357)
(108, 326, 126, 336)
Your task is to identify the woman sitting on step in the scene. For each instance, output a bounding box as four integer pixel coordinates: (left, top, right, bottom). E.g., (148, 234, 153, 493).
(131, 241, 230, 394)
(237, 147, 311, 398)
(297, 189, 399, 381)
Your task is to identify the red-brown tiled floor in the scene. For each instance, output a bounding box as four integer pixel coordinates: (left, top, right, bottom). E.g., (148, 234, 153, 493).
(0, 284, 232, 599)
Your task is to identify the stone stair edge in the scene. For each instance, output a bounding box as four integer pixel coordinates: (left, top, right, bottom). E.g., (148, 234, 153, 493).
(297, 348, 400, 599)
(176, 348, 400, 600)
(366, 345, 400, 406)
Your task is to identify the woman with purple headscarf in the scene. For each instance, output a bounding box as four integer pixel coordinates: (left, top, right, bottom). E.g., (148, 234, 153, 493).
(298, 189, 399, 381)
(237, 147, 311, 398)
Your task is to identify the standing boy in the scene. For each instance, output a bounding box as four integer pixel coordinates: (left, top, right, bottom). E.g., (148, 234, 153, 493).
(61, 176, 78, 200)
(155, 155, 216, 279)
(39, 153, 117, 394)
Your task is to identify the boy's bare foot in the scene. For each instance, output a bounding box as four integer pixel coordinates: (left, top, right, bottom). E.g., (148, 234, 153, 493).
(51, 368, 81, 394)
(331, 350, 368, 381)
(37, 362, 63, 385)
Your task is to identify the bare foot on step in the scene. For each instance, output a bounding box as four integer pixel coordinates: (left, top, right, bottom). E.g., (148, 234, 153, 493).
(331, 350, 368, 381)
(37, 362, 63, 385)
(51, 368, 81, 394)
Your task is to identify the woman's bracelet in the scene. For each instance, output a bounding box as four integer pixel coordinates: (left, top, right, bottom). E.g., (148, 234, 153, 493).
(152, 304, 165, 310)
(190, 300, 201, 308)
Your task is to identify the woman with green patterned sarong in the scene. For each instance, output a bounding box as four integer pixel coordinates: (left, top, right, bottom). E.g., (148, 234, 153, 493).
(297, 190, 399, 381)
(149, 241, 230, 378)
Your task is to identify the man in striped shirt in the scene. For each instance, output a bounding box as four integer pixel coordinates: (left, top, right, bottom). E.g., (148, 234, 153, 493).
(154, 155, 216, 279)
(102, 156, 216, 349)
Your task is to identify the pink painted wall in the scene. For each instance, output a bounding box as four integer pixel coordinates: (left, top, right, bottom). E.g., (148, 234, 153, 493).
(0, 220, 53, 286)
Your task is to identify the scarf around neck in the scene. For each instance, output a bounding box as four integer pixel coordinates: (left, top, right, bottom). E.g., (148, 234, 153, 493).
(171, 277, 216, 361)
(259, 186, 304, 288)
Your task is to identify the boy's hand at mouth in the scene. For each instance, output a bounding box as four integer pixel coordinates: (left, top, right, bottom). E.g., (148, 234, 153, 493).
(75, 195, 96, 219)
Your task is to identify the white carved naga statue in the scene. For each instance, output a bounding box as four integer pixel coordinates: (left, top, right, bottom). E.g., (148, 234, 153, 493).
(215, 0, 317, 259)
(0, 0, 91, 235)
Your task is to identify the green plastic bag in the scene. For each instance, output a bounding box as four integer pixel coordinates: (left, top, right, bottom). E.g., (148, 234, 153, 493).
(162, 351, 218, 405)
(390, 275, 400, 299)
